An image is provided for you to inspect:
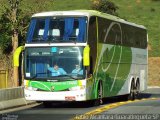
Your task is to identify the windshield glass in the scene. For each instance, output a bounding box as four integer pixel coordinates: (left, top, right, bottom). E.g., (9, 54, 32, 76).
(24, 47, 85, 80)
(26, 17, 87, 43)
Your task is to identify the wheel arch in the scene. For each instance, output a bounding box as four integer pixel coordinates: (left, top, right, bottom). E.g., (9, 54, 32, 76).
(128, 76, 135, 93)
(95, 79, 103, 99)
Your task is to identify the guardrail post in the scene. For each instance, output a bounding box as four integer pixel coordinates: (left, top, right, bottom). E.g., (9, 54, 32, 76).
(0, 70, 8, 88)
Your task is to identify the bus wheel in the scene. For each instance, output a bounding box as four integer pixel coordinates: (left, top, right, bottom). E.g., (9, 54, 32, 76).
(128, 80, 136, 101)
(135, 80, 140, 99)
(94, 82, 103, 106)
(43, 101, 52, 108)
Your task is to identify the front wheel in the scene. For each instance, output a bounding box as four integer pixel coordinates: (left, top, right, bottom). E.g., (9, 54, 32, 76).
(94, 82, 103, 106)
(43, 101, 52, 108)
(135, 81, 140, 99)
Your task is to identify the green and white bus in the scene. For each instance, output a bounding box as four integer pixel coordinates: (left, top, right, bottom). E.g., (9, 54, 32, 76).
(22, 10, 148, 105)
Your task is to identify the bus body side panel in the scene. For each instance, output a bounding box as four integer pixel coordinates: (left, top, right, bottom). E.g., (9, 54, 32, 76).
(118, 47, 148, 95)
(89, 17, 148, 98)
(96, 44, 132, 97)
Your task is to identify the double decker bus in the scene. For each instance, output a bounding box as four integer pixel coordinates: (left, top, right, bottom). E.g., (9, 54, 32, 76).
(19, 10, 147, 106)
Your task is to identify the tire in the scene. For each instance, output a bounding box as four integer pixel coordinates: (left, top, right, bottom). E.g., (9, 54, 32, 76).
(135, 80, 140, 99)
(128, 80, 136, 101)
(43, 101, 52, 108)
(94, 82, 103, 106)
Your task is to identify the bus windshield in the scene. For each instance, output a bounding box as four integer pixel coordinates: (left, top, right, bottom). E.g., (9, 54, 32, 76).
(26, 17, 87, 43)
(24, 47, 85, 80)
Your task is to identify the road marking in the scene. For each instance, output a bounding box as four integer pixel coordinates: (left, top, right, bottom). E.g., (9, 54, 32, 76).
(148, 86, 160, 89)
(72, 98, 159, 120)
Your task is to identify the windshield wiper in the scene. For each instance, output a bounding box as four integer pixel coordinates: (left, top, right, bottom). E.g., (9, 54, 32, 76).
(57, 74, 79, 80)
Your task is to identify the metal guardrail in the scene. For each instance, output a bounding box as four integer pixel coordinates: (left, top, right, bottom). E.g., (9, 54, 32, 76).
(0, 87, 24, 102)
(0, 87, 33, 111)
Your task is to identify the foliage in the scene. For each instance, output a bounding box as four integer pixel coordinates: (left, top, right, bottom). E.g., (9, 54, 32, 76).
(0, 0, 30, 54)
(0, 33, 12, 53)
(0, 8, 11, 53)
(91, 0, 118, 16)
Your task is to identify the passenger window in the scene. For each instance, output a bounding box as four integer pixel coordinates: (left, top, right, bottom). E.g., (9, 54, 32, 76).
(52, 29, 60, 36)
(38, 29, 44, 36)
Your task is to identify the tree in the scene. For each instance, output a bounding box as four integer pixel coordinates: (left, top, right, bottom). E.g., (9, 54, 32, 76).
(0, 0, 54, 87)
(91, 0, 119, 16)
(0, 0, 30, 53)
(0, 0, 30, 87)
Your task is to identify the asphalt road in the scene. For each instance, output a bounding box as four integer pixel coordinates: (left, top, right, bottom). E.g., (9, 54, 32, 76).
(1, 88, 160, 120)
(95, 99, 160, 120)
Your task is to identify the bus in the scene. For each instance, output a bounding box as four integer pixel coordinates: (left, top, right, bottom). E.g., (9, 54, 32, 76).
(19, 10, 147, 106)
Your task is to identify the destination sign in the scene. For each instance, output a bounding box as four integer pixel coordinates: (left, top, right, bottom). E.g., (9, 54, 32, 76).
(30, 52, 51, 56)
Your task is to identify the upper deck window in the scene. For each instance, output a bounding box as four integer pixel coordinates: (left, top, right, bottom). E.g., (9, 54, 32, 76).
(26, 17, 87, 43)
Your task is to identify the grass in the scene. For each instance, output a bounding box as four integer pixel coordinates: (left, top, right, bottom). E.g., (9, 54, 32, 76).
(111, 0, 160, 57)
(19, 0, 91, 14)
(51, 0, 91, 11)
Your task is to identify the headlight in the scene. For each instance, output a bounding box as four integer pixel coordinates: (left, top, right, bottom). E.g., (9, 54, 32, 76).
(27, 87, 38, 91)
(69, 86, 85, 91)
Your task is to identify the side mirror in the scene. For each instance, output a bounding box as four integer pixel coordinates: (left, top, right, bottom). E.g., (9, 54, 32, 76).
(83, 45, 90, 66)
(13, 46, 25, 67)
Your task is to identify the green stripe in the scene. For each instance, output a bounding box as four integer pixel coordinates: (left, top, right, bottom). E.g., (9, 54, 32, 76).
(28, 80, 79, 92)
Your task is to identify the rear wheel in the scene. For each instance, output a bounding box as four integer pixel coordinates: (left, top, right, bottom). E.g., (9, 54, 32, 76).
(128, 80, 136, 100)
(135, 80, 140, 99)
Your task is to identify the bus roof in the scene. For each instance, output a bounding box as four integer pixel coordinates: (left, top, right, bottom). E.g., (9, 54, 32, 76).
(32, 10, 146, 29)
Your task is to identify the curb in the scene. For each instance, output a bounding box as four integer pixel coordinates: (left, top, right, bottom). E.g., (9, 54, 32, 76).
(0, 98, 36, 111)
(147, 86, 160, 89)
(0, 87, 36, 111)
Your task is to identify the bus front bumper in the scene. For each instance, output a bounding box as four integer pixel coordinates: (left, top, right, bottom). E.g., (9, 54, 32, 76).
(24, 89, 86, 101)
